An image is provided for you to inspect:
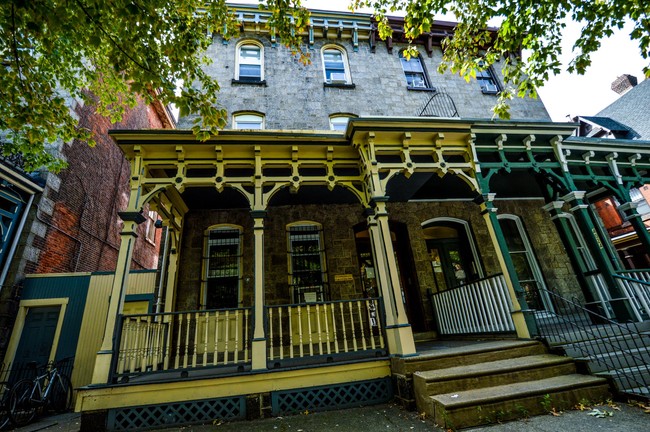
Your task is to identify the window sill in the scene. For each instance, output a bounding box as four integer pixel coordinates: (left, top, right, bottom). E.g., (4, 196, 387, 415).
(407, 86, 436, 92)
(324, 82, 356, 89)
(481, 89, 500, 95)
(232, 79, 267, 86)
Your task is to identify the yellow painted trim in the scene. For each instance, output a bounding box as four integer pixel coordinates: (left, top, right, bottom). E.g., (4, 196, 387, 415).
(2, 298, 69, 370)
(25, 272, 92, 278)
(76, 360, 390, 412)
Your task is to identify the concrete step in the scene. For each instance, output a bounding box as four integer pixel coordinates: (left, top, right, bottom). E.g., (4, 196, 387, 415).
(597, 365, 650, 393)
(427, 374, 610, 430)
(562, 333, 650, 357)
(392, 340, 546, 377)
(540, 322, 649, 346)
(413, 354, 576, 400)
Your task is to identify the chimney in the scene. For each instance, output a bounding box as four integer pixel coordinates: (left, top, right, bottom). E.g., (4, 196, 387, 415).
(611, 74, 638, 95)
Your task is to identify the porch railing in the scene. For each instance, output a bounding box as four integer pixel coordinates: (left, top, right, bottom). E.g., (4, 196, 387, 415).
(429, 273, 515, 335)
(614, 270, 650, 321)
(113, 307, 251, 381)
(533, 287, 650, 395)
(266, 298, 385, 364)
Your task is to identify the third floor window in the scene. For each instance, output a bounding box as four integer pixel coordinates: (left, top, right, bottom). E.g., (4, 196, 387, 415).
(399, 51, 432, 90)
(236, 42, 264, 82)
(322, 46, 351, 85)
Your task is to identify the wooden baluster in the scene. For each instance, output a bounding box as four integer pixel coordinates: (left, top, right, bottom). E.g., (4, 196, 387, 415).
(269, 307, 275, 361)
(340, 302, 348, 353)
(356, 301, 367, 351)
(191, 312, 199, 368)
(297, 305, 304, 358)
(164, 315, 173, 371)
(306, 304, 314, 356)
(152, 318, 160, 371)
(203, 312, 209, 366)
(117, 318, 129, 374)
(224, 310, 230, 365)
(182, 313, 191, 369)
(234, 309, 240, 364)
(323, 303, 331, 354)
(213, 310, 220, 366)
(279, 307, 284, 360)
(348, 302, 357, 352)
(130, 318, 141, 373)
(288, 306, 294, 359)
(244, 309, 250, 363)
(374, 299, 385, 349)
(330, 303, 339, 354)
(315, 303, 323, 355)
(140, 316, 152, 371)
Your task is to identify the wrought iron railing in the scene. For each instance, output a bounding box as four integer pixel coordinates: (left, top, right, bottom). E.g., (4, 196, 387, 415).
(418, 90, 459, 118)
(533, 287, 650, 396)
(429, 273, 515, 335)
(614, 270, 650, 321)
(266, 298, 385, 364)
(112, 308, 252, 381)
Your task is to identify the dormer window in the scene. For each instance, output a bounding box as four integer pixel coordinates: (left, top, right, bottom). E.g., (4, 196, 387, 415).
(322, 46, 352, 86)
(399, 51, 432, 90)
(236, 41, 264, 82)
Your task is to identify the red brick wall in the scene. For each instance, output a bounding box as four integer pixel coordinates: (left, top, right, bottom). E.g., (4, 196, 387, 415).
(31, 98, 168, 274)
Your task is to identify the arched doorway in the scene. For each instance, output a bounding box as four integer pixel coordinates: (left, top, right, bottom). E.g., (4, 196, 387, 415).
(353, 222, 426, 332)
(422, 218, 483, 292)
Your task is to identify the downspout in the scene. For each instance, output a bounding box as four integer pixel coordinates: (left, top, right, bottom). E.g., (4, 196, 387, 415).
(0, 193, 35, 289)
(155, 226, 169, 314)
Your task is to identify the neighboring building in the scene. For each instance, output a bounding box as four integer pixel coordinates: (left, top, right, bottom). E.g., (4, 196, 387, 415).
(0, 93, 175, 377)
(575, 77, 650, 268)
(56, 6, 649, 431)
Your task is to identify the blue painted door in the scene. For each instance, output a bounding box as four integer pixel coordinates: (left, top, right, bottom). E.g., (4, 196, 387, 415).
(11, 306, 60, 381)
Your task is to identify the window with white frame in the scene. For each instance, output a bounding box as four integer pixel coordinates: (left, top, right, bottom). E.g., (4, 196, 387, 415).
(322, 46, 351, 84)
(399, 51, 431, 89)
(287, 223, 328, 303)
(329, 114, 354, 131)
(236, 41, 263, 82)
(233, 112, 265, 129)
(144, 210, 158, 244)
(476, 65, 500, 94)
(203, 226, 242, 309)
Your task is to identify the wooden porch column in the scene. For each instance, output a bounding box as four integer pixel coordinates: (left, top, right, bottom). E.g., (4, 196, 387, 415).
(478, 194, 535, 338)
(368, 200, 416, 357)
(251, 210, 267, 370)
(562, 191, 636, 321)
(163, 229, 180, 313)
(91, 213, 144, 384)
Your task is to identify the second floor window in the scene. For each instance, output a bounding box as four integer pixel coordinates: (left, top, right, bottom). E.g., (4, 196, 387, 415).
(477, 65, 500, 94)
(322, 47, 351, 84)
(236, 42, 263, 82)
(400, 51, 431, 89)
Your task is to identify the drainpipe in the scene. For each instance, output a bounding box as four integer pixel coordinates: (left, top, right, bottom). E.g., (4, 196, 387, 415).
(155, 226, 169, 314)
(0, 193, 35, 289)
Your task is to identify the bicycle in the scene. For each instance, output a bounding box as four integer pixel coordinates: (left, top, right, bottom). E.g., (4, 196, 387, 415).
(7, 360, 73, 427)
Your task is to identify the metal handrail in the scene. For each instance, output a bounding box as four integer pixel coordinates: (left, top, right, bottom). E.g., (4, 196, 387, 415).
(533, 287, 650, 395)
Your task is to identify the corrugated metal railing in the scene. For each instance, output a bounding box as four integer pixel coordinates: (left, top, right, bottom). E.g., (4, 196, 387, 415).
(429, 273, 515, 335)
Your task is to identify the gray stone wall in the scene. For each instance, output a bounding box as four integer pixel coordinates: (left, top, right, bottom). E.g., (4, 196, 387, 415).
(175, 198, 579, 330)
(178, 35, 550, 130)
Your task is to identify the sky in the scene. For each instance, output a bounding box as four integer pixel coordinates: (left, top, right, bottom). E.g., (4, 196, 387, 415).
(236, 0, 647, 122)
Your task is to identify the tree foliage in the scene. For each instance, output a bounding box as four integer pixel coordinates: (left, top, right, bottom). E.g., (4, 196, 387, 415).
(353, 0, 650, 118)
(1, 0, 648, 171)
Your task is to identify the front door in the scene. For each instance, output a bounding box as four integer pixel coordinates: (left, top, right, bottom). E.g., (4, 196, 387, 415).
(427, 238, 475, 291)
(11, 306, 61, 381)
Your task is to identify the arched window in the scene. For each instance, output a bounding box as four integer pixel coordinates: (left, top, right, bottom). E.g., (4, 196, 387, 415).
(399, 51, 432, 89)
(287, 222, 328, 303)
(202, 225, 243, 309)
(235, 41, 264, 82)
(233, 112, 265, 130)
(321, 46, 351, 85)
(329, 114, 356, 131)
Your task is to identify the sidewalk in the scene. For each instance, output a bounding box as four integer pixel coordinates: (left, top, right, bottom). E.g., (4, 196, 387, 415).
(12, 401, 649, 432)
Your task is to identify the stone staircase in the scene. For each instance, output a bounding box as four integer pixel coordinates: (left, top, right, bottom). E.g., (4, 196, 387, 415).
(392, 340, 610, 430)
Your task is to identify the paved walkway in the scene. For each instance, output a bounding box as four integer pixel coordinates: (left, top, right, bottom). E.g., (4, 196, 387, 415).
(11, 401, 649, 432)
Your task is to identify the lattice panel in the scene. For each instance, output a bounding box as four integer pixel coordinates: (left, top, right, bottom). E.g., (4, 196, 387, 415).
(271, 378, 392, 415)
(108, 396, 245, 431)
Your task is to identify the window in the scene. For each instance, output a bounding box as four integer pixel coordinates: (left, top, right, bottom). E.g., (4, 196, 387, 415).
(322, 46, 351, 85)
(498, 215, 553, 312)
(233, 113, 265, 129)
(144, 210, 158, 244)
(476, 65, 500, 94)
(236, 41, 263, 82)
(203, 226, 242, 309)
(329, 114, 355, 131)
(399, 51, 431, 89)
(287, 223, 328, 303)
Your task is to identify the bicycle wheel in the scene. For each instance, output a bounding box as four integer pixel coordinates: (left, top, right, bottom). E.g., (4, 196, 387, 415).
(49, 374, 73, 413)
(8, 379, 37, 426)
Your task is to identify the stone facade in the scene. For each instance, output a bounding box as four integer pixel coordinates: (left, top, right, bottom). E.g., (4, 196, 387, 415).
(178, 35, 550, 130)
